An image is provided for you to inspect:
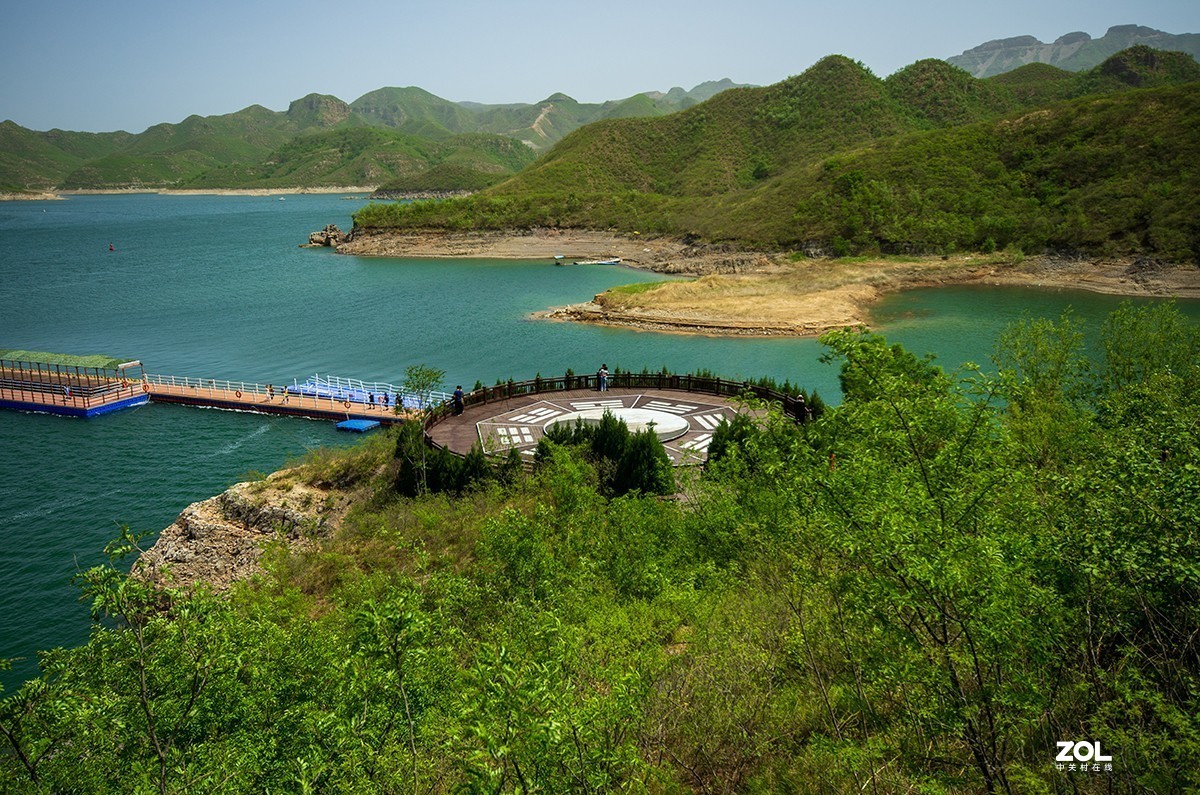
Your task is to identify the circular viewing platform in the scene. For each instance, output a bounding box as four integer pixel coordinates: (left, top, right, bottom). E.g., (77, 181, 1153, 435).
(424, 373, 811, 466)
(427, 387, 743, 464)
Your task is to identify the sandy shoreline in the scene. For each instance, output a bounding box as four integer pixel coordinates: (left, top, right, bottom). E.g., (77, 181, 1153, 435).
(336, 228, 1200, 337)
(1, 186, 375, 201)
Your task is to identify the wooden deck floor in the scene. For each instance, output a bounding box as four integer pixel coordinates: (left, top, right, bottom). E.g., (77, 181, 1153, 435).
(0, 381, 146, 416)
(427, 387, 746, 464)
(146, 381, 410, 424)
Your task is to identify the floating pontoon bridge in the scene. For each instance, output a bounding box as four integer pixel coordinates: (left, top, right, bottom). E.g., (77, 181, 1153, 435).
(0, 350, 147, 417)
(0, 354, 452, 426)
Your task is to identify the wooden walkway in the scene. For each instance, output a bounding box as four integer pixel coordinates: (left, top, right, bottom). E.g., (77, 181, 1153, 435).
(427, 387, 746, 464)
(145, 380, 410, 425)
(0, 365, 148, 417)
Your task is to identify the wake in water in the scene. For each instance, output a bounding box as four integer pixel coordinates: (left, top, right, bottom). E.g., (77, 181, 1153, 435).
(0, 487, 124, 527)
(198, 421, 272, 460)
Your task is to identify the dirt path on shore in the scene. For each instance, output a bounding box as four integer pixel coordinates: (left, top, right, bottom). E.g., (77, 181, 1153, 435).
(336, 229, 1200, 337)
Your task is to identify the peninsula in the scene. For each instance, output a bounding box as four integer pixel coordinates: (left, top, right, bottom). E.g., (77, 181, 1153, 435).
(330, 228, 1200, 336)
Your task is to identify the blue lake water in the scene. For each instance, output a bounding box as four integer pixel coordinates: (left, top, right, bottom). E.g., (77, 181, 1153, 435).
(1, 193, 1196, 689)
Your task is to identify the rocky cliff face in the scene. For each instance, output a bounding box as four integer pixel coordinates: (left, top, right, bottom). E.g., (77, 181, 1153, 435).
(136, 472, 344, 591)
(286, 93, 353, 128)
(948, 25, 1200, 77)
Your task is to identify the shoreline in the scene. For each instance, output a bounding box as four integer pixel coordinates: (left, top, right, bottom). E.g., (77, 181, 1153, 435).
(1, 186, 376, 201)
(542, 258, 1200, 337)
(336, 229, 1200, 337)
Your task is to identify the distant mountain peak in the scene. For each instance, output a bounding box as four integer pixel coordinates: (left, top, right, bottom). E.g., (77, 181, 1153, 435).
(641, 79, 755, 105)
(947, 24, 1200, 78)
(1054, 31, 1091, 46)
(286, 94, 352, 127)
(1106, 24, 1161, 37)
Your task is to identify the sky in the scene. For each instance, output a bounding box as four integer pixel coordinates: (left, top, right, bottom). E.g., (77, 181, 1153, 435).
(2, 0, 1198, 133)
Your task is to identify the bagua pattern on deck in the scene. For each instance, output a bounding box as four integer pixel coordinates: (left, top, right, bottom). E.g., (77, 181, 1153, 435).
(475, 393, 739, 463)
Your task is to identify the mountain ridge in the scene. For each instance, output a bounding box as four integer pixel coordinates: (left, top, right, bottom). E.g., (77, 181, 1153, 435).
(948, 24, 1200, 77)
(0, 79, 750, 193)
(352, 47, 1200, 262)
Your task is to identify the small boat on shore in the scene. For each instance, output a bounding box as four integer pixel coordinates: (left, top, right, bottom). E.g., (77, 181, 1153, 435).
(572, 257, 622, 266)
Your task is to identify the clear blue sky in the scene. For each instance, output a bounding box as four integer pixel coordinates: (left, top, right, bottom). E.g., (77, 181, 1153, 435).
(2, 0, 1197, 133)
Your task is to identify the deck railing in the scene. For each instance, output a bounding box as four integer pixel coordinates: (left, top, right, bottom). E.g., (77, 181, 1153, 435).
(0, 362, 142, 410)
(423, 371, 814, 437)
(142, 373, 452, 411)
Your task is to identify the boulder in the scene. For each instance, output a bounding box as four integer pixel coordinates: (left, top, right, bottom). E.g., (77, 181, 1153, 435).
(307, 224, 347, 247)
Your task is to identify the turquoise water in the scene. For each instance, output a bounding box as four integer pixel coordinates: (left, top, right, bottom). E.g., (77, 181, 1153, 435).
(873, 282, 1200, 365)
(1, 194, 1196, 689)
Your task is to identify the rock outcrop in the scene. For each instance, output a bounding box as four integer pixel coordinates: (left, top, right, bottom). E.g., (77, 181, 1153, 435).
(136, 472, 341, 591)
(306, 224, 347, 247)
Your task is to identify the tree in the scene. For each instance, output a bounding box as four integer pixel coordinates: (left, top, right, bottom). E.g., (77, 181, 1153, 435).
(809, 328, 1062, 793)
(613, 428, 674, 497)
(395, 364, 446, 496)
(401, 364, 446, 413)
(1100, 300, 1200, 393)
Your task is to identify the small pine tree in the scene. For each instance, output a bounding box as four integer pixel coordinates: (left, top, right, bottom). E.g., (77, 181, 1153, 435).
(590, 411, 628, 463)
(614, 428, 674, 496)
(706, 413, 756, 467)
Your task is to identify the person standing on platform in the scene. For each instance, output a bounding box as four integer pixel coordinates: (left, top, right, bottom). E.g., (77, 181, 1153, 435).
(598, 364, 609, 392)
(453, 385, 465, 415)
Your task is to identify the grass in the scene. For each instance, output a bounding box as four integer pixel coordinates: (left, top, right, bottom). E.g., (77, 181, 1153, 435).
(604, 282, 666, 296)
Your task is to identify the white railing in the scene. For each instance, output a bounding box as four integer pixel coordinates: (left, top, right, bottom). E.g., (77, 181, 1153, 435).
(143, 373, 452, 411)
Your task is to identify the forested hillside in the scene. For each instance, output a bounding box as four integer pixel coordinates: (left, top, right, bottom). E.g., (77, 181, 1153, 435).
(184, 129, 537, 191)
(0, 82, 742, 193)
(2, 303, 1197, 792)
(355, 47, 1200, 261)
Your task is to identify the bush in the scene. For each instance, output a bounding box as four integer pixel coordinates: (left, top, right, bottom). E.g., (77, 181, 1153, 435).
(537, 411, 675, 497)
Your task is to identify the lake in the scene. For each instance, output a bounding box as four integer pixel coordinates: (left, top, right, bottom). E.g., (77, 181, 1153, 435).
(1, 193, 1194, 689)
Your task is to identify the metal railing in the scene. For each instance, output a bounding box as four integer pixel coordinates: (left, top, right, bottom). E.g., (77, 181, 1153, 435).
(0, 368, 141, 411)
(423, 370, 815, 439)
(142, 373, 452, 412)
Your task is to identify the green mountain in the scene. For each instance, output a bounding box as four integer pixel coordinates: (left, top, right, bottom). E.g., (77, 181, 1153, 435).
(354, 48, 1200, 262)
(186, 128, 537, 191)
(1, 101, 347, 191)
(449, 82, 753, 149)
(0, 80, 746, 193)
(0, 122, 136, 191)
(284, 93, 358, 128)
(948, 24, 1200, 78)
(350, 87, 476, 139)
